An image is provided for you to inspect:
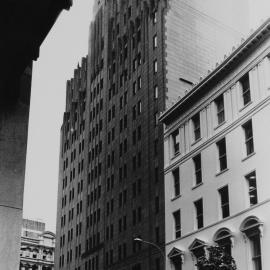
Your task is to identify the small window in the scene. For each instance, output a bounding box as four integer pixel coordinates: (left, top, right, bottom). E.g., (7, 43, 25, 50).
(172, 168, 180, 197)
(153, 34, 157, 49)
(153, 11, 157, 24)
(219, 186, 230, 218)
(171, 129, 180, 155)
(193, 154, 202, 185)
(137, 76, 142, 90)
(173, 209, 181, 239)
(240, 73, 251, 106)
(133, 81, 137, 95)
(217, 138, 227, 172)
(215, 95, 225, 125)
(246, 171, 258, 206)
(194, 199, 203, 229)
(137, 101, 142, 115)
(153, 60, 158, 73)
(154, 85, 158, 99)
(243, 120, 254, 156)
(192, 113, 201, 141)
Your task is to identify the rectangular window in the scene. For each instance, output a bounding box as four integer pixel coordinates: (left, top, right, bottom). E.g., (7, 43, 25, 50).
(172, 168, 180, 197)
(193, 154, 202, 185)
(137, 101, 142, 115)
(215, 95, 225, 125)
(138, 76, 141, 90)
(154, 85, 158, 99)
(153, 60, 158, 73)
(243, 120, 254, 156)
(172, 129, 180, 155)
(192, 113, 201, 141)
(219, 186, 230, 218)
(173, 209, 181, 239)
(250, 234, 262, 270)
(153, 11, 157, 24)
(246, 171, 258, 206)
(240, 73, 251, 106)
(133, 81, 137, 95)
(194, 199, 203, 229)
(217, 138, 227, 171)
(153, 34, 157, 49)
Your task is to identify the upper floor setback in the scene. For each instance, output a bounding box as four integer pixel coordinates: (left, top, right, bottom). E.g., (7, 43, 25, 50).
(160, 19, 270, 169)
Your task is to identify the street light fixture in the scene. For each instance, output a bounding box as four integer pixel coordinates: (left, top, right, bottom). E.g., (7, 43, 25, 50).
(133, 238, 166, 260)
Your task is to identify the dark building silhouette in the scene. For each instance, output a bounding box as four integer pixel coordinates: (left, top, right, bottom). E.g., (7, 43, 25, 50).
(0, 1, 71, 268)
(56, 1, 249, 270)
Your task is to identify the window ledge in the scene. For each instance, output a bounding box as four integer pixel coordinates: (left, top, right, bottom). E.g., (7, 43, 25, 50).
(171, 194, 181, 202)
(191, 137, 202, 147)
(242, 152, 256, 162)
(239, 101, 252, 112)
(214, 121, 226, 130)
(216, 168, 229, 177)
(192, 182, 203, 190)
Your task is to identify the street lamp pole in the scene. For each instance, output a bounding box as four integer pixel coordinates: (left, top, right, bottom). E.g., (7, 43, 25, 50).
(133, 238, 166, 260)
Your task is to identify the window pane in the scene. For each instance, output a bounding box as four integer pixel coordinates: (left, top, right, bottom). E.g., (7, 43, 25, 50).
(243, 120, 254, 155)
(241, 74, 251, 106)
(172, 168, 180, 196)
(217, 138, 227, 171)
(194, 199, 203, 229)
(192, 114, 201, 140)
(215, 95, 225, 124)
(246, 172, 258, 206)
(193, 154, 202, 185)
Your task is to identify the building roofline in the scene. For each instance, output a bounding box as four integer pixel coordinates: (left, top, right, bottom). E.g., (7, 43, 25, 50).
(160, 18, 270, 125)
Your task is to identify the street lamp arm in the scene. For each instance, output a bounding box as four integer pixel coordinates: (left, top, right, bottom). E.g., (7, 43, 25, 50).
(134, 238, 166, 259)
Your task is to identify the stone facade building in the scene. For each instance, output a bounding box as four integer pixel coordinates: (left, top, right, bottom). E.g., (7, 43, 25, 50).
(161, 19, 270, 270)
(20, 219, 55, 270)
(55, 1, 250, 270)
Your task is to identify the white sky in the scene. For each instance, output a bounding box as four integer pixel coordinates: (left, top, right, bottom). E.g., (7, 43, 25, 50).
(23, 0, 269, 233)
(23, 0, 94, 232)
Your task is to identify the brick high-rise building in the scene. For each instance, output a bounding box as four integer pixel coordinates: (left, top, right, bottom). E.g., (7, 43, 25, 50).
(55, 1, 250, 270)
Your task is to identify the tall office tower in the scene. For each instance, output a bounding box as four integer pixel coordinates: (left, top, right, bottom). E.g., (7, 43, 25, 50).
(55, 57, 88, 270)
(56, 1, 249, 270)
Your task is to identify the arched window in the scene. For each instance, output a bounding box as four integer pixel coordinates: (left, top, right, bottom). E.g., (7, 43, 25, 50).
(32, 265, 38, 270)
(240, 216, 263, 270)
(213, 228, 233, 255)
(168, 247, 184, 270)
(32, 248, 38, 259)
(43, 250, 48, 260)
(189, 239, 206, 261)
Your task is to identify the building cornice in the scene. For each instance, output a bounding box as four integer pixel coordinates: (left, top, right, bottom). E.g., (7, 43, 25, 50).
(160, 18, 270, 125)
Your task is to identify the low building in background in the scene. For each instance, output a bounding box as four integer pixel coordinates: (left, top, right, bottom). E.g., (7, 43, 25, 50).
(160, 19, 270, 270)
(20, 219, 55, 270)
